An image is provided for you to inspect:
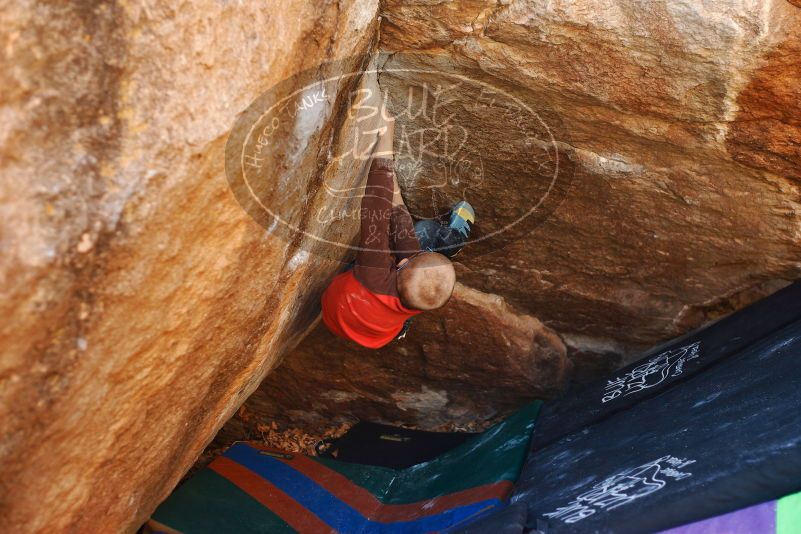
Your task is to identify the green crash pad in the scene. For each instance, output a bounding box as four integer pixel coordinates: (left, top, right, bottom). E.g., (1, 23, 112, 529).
(150, 402, 542, 533)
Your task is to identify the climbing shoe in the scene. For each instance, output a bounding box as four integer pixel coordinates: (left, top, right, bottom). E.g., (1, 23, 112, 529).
(396, 318, 413, 340)
(448, 200, 475, 239)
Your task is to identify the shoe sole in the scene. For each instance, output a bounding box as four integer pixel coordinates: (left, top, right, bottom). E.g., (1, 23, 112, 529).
(451, 201, 475, 224)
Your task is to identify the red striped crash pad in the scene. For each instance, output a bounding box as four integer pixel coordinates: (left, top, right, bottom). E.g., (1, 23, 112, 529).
(148, 402, 541, 533)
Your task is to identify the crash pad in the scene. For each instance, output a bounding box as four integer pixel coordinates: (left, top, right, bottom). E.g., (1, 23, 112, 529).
(530, 280, 801, 451)
(318, 422, 478, 470)
(513, 316, 801, 533)
(657, 488, 801, 534)
(150, 282, 801, 533)
(149, 402, 541, 533)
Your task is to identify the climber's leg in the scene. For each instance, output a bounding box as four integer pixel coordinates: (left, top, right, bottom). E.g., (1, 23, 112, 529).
(413, 220, 458, 255)
(448, 200, 475, 240)
(390, 205, 420, 261)
(413, 201, 475, 258)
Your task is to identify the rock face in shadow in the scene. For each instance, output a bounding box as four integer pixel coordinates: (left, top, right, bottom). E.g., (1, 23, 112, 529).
(250, 283, 570, 431)
(248, 0, 801, 430)
(0, 1, 378, 531)
(726, 14, 801, 181)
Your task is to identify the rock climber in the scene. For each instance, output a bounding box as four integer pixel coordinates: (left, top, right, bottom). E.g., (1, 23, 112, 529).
(321, 90, 475, 349)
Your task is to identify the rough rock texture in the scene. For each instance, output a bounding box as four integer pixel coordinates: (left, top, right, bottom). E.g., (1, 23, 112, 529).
(0, 1, 378, 532)
(250, 283, 569, 431)
(250, 0, 801, 428)
(3, 0, 801, 530)
(377, 0, 801, 358)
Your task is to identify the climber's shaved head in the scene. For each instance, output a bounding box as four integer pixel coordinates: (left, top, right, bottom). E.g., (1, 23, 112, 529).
(397, 252, 456, 311)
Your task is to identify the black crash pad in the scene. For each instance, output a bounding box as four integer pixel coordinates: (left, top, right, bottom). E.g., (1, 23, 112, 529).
(530, 281, 801, 451)
(512, 317, 801, 533)
(446, 502, 528, 534)
(319, 421, 478, 470)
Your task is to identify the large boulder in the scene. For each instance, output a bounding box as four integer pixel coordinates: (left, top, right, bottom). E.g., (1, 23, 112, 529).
(3, 0, 801, 529)
(377, 0, 801, 361)
(0, 0, 378, 531)
(247, 0, 801, 429)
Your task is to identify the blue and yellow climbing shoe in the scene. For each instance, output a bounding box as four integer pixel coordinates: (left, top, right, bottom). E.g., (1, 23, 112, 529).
(448, 200, 475, 239)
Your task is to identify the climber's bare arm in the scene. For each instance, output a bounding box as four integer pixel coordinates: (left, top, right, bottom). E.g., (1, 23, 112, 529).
(375, 102, 418, 259)
(374, 106, 395, 158)
(357, 88, 418, 268)
(373, 108, 406, 208)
